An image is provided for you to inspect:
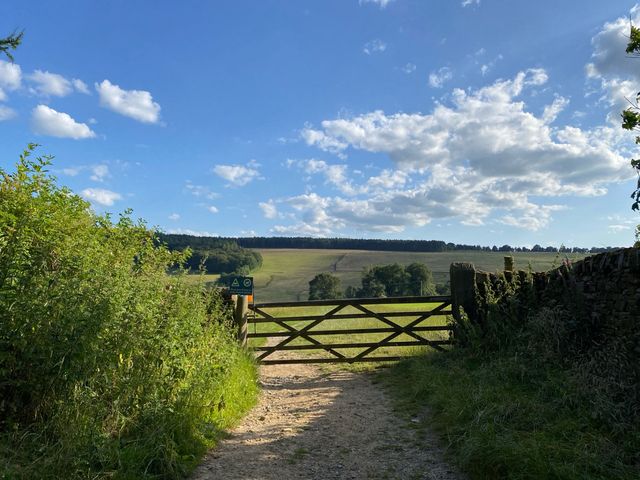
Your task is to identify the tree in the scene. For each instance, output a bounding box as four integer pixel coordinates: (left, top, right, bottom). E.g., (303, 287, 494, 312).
(0, 31, 23, 61)
(308, 272, 342, 300)
(353, 263, 436, 298)
(621, 25, 640, 213)
(344, 285, 359, 298)
(405, 262, 436, 296)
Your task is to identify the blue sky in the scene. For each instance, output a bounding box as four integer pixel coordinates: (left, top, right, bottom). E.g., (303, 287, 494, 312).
(1, 0, 639, 248)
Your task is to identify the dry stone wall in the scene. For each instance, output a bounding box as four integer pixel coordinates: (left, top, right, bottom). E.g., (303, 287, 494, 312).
(450, 247, 640, 326)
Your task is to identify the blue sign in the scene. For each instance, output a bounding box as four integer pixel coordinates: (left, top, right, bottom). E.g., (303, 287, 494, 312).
(227, 276, 254, 295)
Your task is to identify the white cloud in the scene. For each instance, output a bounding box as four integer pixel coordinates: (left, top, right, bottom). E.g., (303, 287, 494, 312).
(402, 63, 416, 74)
(428, 66, 452, 88)
(293, 158, 360, 195)
(480, 53, 503, 76)
(81, 188, 122, 206)
(586, 6, 640, 111)
(367, 169, 408, 190)
(168, 213, 180, 220)
(90, 164, 110, 182)
(207, 205, 219, 214)
(0, 105, 16, 121)
(72, 78, 90, 94)
(293, 69, 631, 233)
(213, 164, 260, 186)
(28, 70, 72, 96)
(31, 105, 96, 139)
(259, 200, 278, 219)
(608, 224, 633, 232)
(185, 182, 218, 199)
(167, 228, 218, 237)
(462, 0, 480, 6)
(95, 79, 161, 124)
(359, 0, 395, 8)
(26, 70, 90, 97)
(541, 95, 570, 123)
(363, 39, 387, 55)
(0, 60, 22, 92)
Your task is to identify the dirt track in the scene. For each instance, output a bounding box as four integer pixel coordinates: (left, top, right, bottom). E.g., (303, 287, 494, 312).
(192, 361, 465, 480)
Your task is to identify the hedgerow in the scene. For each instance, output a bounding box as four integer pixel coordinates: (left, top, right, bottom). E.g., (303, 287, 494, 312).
(0, 145, 258, 479)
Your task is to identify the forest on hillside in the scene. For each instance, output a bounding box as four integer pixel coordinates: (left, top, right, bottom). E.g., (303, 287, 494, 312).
(163, 234, 621, 254)
(159, 234, 263, 274)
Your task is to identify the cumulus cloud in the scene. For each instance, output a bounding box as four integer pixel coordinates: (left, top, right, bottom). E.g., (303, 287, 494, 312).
(259, 200, 278, 219)
(363, 39, 387, 55)
(213, 164, 261, 186)
(81, 188, 122, 206)
(0, 60, 21, 91)
(28, 70, 73, 96)
(428, 67, 452, 88)
(288, 69, 631, 234)
(207, 205, 219, 214)
(586, 6, 640, 111)
(95, 79, 161, 123)
(90, 164, 110, 181)
(291, 158, 360, 195)
(168, 213, 180, 221)
(31, 105, 96, 139)
(26, 70, 90, 97)
(0, 59, 21, 102)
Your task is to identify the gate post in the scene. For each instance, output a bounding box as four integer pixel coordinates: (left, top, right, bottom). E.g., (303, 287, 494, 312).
(449, 262, 478, 324)
(234, 295, 249, 347)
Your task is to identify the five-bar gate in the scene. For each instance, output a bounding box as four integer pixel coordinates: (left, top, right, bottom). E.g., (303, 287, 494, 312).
(245, 296, 453, 365)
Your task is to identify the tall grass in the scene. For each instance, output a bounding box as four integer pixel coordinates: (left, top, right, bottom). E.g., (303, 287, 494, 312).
(0, 146, 258, 478)
(381, 275, 640, 479)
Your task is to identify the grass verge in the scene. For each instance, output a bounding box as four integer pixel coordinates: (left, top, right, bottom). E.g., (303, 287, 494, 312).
(379, 349, 640, 480)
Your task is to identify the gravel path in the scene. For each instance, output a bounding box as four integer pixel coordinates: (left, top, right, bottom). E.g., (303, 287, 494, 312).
(192, 360, 466, 480)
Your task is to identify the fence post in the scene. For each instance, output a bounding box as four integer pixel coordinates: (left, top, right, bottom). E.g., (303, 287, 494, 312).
(449, 262, 478, 324)
(504, 256, 514, 272)
(234, 295, 249, 347)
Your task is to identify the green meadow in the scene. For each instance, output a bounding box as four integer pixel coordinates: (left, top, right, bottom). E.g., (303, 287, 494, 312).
(249, 248, 582, 302)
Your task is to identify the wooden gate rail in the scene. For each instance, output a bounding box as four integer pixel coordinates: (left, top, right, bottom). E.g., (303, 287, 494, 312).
(245, 295, 453, 365)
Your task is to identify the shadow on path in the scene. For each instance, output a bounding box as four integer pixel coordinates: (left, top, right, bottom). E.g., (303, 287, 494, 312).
(192, 362, 465, 480)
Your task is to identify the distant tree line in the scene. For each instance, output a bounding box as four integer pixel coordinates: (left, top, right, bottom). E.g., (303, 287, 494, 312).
(159, 234, 263, 274)
(309, 263, 439, 300)
(159, 233, 623, 259)
(231, 236, 620, 254)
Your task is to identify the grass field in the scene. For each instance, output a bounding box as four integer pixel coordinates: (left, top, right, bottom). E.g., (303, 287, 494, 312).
(248, 249, 583, 302)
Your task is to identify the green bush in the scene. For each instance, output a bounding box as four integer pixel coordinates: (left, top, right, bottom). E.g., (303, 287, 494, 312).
(0, 146, 258, 479)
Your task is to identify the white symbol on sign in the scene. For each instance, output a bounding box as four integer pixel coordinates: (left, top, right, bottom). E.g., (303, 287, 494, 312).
(231, 279, 240, 287)
(243, 279, 252, 287)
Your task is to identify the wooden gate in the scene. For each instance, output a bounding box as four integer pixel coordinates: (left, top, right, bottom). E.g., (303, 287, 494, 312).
(244, 295, 453, 365)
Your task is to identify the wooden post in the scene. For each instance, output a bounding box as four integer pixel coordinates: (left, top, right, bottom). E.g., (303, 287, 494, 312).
(234, 295, 249, 347)
(449, 262, 478, 324)
(504, 256, 514, 272)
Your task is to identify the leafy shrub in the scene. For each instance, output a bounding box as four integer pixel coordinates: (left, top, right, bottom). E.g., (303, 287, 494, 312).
(0, 146, 258, 478)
